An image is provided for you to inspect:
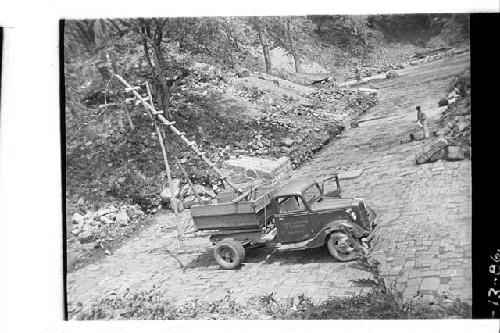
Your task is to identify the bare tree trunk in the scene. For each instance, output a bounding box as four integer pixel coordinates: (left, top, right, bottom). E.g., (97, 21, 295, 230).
(151, 42, 171, 116)
(292, 53, 301, 73)
(257, 25, 272, 74)
(140, 20, 171, 117)
(286, 19, 301, 73)
(125, 107, 135, 131)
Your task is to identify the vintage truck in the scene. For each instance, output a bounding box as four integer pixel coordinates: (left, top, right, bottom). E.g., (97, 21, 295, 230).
(191, 174, 378, 269)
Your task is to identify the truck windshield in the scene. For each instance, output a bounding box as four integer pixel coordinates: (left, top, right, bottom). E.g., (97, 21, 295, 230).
(303, 184, 321, 204)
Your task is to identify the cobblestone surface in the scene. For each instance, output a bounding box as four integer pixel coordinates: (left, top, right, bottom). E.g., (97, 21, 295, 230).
(67, 53, 471, 310)
(296, 53, 472, 302)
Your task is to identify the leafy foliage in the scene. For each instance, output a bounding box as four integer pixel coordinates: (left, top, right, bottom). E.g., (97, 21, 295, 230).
(368, 14, 470, 47)
(72, 284, 470, 320)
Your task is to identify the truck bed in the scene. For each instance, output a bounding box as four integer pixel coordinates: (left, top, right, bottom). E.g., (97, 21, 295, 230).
(191, 185, 278, 230)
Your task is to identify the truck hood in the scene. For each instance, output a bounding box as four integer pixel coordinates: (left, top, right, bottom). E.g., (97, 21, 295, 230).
(310, 198, 353, 211)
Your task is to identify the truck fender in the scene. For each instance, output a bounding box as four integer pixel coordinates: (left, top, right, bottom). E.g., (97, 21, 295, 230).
(303, 220, 361, 249)
(322, 220, 366, 241)
(308, 220, 367, 250)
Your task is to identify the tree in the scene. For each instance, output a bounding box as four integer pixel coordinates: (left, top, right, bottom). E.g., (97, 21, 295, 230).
(248, 17, 273, 74)
(286, 18, 301, 73)
(263, 16, 315, 74)
(307, 15, 332, 35)
(138, 18, 172, 116)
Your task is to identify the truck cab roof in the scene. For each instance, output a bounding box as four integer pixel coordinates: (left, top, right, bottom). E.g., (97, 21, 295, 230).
(272, 178, 317, 198)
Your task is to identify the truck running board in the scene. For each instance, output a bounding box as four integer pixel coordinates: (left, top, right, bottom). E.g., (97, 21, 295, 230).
(276, 237, 315, 252)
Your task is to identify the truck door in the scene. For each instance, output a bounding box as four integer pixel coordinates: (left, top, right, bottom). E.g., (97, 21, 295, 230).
(276, 195, 316, 243)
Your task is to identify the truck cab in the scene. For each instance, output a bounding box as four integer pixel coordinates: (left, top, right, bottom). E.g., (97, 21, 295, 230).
(271, 177, 376, 246)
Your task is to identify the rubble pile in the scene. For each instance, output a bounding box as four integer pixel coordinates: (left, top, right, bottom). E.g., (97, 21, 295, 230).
(347, 47, 469, 82)
(409, 47, 469, 66)
(417, 72, 471, 164)
(163, 62, 379, 175)
(160, 179, 217, 211)
(436, 88, 471, 159)
(357, 63, 407, 79)
(70, 204, 145, 244)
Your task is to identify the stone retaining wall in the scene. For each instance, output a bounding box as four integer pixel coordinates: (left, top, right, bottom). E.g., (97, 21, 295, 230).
(223, 156, 292, 188)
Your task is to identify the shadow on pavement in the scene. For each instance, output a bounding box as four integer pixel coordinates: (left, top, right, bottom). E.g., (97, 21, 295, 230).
(183, 244, 349, 270)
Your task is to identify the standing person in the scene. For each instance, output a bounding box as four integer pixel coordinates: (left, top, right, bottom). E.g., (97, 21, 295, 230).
(416, 106, 429, 139)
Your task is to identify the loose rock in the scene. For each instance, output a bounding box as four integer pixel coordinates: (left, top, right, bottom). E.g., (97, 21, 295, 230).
(416, 138, 448, 164)
(438, 98, 449, 107)
(79, 231, 94, 244)
(446, 146, 465, 161)
(70, 228, 81, 236)
(72, 213, 85, 225)
(386, 70, 399, 79)
(116, 208, 130, 226)
(280, 137, 294, 147)
(160, 178, 182, 203)
(100, 215, 115, 225)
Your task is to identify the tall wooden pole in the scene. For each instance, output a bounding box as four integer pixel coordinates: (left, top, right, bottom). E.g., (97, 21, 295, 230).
(155, 124, 183, 246)
(146, 82, 183, 247)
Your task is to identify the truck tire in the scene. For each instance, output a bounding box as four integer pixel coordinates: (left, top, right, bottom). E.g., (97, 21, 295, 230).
(213, 239, 245, 270)
(326, 232, 360, 262)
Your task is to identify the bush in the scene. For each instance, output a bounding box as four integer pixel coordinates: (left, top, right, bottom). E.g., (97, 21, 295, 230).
(71, 287, 470, 320)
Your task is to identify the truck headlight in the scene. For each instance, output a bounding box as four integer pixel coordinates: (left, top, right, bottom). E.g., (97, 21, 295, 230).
(346, 208, 357, 220)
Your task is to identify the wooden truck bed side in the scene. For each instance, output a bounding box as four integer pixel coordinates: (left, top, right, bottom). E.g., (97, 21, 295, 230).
(191, 186, 277, 230)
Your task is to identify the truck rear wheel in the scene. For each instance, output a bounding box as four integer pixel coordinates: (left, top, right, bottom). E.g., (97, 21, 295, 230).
(213, 239, 245, 270)
(326, 232, 360, 262)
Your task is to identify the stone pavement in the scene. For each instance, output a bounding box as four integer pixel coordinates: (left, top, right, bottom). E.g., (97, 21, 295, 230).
(67, 53, 471, 313)
(295, 53, 472, 302)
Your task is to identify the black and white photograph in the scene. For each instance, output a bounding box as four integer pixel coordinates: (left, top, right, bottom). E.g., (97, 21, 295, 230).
(61, 13, 481, 320)
(2, 0, 500, 330)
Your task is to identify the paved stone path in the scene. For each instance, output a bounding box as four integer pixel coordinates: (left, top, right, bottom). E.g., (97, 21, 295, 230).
(297, 53, 471, 302)
(67, 53, 471, 313)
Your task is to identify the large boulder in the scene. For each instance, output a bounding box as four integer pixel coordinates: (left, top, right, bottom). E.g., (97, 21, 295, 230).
(438, 98, 449, 107)
(416, 138, 449, 164)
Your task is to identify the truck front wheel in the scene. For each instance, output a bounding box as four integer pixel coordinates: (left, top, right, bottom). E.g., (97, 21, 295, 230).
(213, 239, 245, 270)
(326, 232, 361, 262)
